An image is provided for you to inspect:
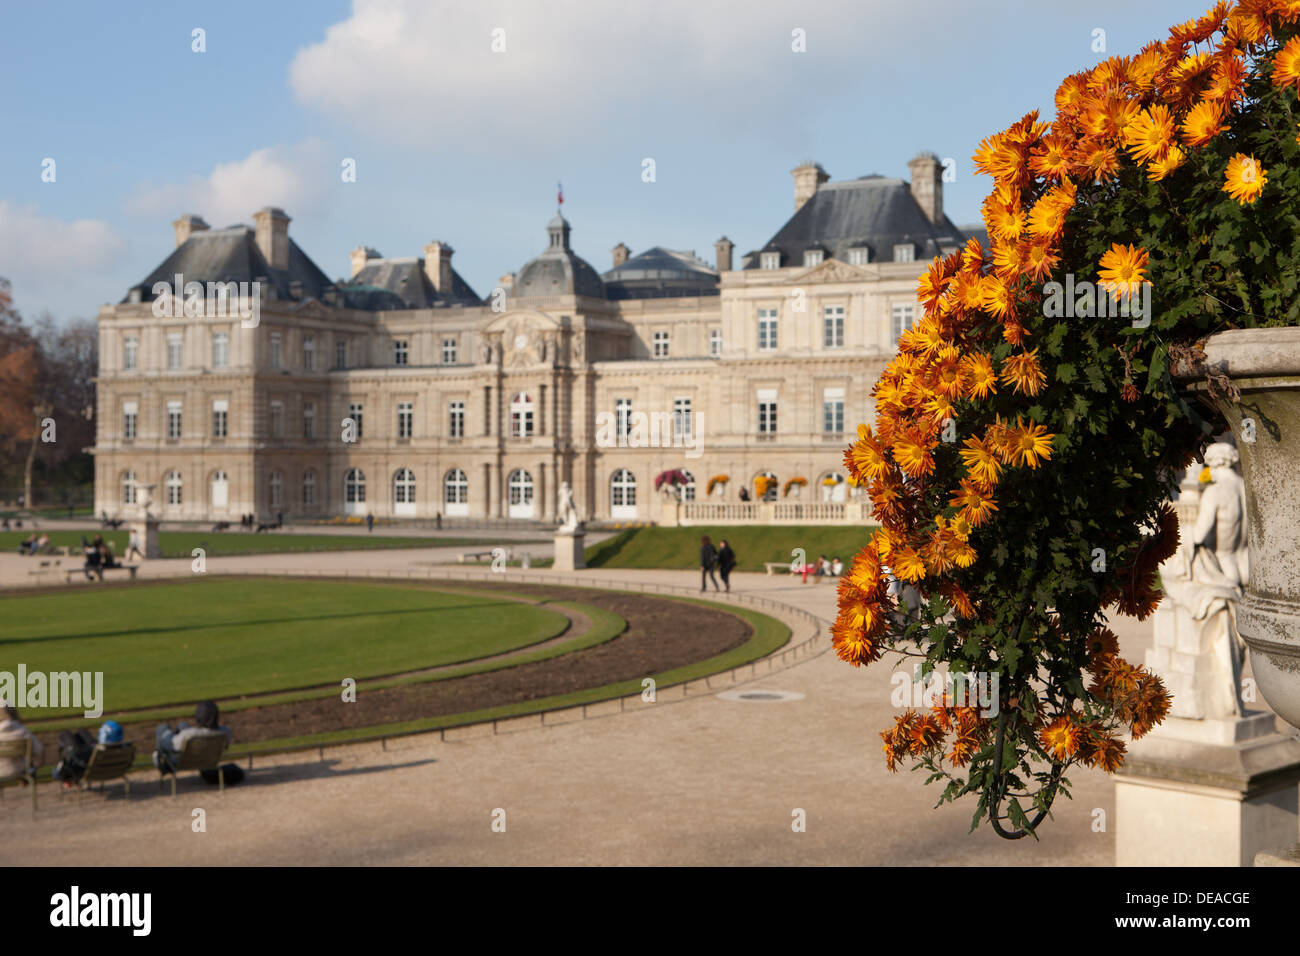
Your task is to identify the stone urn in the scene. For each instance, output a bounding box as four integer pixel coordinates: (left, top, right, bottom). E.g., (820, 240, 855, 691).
(1193, 327, 1300, 731)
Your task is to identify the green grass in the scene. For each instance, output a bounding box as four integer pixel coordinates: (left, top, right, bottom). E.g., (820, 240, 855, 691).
(585, 525, 877, 573)
(0, 530, 534, 559)
(0, 578, 569, 716)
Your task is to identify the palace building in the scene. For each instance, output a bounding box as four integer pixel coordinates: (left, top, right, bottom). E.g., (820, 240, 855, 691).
(91, 154, 979, 526)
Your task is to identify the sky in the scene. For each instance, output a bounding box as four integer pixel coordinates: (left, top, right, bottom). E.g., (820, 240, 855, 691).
(0, 0, 1212, 323)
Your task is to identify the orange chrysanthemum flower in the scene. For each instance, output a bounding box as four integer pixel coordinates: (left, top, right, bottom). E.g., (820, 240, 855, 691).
(1000, 349, 1047, 397)
(1040, 717, 1081, 761)
(1223, 152, 1267, 204)
(1272, 35, 1300, 89)
(891, 546, 927, 583)
(959, 352, 997, 400)
(1002, 418, 1055, 469)
(1181, 99, 1227, 147)
(892, 429, 935, 479)
(949, 479, 998, 528)
(960, 434, 1003, 486)
(1098, 243, 1150, 302)
(1123, 104, 1176, 165)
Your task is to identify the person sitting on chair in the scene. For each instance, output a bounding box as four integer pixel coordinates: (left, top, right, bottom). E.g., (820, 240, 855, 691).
(0, 700, 43, 780)
(54, 720, 125, 787)
(82, 536, 103, 580)
(154, 701, 232, 771)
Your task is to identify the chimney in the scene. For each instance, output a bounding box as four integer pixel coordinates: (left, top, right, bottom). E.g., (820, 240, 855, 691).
(253, 207, 291, 271)
(423, 241, 455, 294)
(498, 272, 515, 291)
(908, 152, 944, 224)
(611, 243, 630, 268)
(714, 236, 734, 273)
(792, 162, 829, 212)
(350, 246, 379, 278)
(172, 214, 209, 248)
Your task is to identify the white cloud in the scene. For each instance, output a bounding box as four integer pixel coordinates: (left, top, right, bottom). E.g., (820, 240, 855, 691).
(124, 140, 330, 227)
(0, 202, 127, 318)
(288, 0, 913, 148)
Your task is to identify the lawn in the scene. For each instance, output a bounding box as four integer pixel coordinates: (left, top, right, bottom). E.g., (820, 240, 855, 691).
(0, 530, 532, 559)
(585, 525, 877, 573)
(0, 578, 569, 716)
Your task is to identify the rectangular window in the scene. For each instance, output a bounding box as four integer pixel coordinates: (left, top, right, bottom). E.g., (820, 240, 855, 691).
(302, 336, 315, 371)
(823, 306, 844, 349)
(167, 400, 183, 439)
(397, 401, 413, 439)
(760, 251, 781, 270)
(823, 387, 845, 434)
(212, 331, 229, 369)
(442, 338, 457, 365)
(212, 399, 228, 438)
(758, 309, 778, 351)
(270, 400, 284, 438)
(893, 243, 916, 263)
(709, 329, 721, 357)
(652, 330, 669, 358)
(348, 402, 363, 439)
(336, 340, 347, 369)
(270, 332, 282, 368)
(393, 340, 408, 366)
(167, 333, 183, 370)
(892, 303, 916, 340)
(122, 400, 138, 440)
(615, 398, 632, 441)
(803, 249, 824, 267)
(302, 472, 316, 507)
(448, 400, 465, 439)
(303, 402, 316, 439)
(673, 397, 692, 443)
(123, 335, 138, 371)
(848, 247, 870, 266)
(757, 388, 778, 435)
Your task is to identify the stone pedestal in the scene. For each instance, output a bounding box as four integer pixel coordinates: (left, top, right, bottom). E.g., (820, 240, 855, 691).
(553, 531, 585, 571)
(1115, 713, 1300, 866)
(128, 517, 162, 559)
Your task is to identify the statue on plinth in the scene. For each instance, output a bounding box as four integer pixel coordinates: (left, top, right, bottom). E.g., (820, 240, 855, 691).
(557, 481, 582, 533)
(1150, 442, 1250, 719)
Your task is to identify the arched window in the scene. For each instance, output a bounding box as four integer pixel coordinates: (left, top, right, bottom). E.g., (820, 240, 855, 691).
(444, 468, 468, 504)
(302, 470, 317, 508)
(268, 470, 284, 509)
(165, 470, 183, 506)
(755, 471, 778, 502)
(507, 468, 534, 518)
(610, 468, 637, 520)
(510, 392, 534, 438)
(393, 467, 416, 516)
(345, 468, 366, 512)
(819, 472, 847, 503)
(121, 470, 138, 506)
(680, 470, 696, 502)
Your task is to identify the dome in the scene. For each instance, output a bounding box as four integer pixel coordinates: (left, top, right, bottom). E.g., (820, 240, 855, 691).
(512, 212, 605, 299)
(602, 246, 719, 300)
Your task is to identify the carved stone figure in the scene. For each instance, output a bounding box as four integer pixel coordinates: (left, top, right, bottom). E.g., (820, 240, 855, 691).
(1149, 442, 1251, 719)
(557, 481, 581, 532)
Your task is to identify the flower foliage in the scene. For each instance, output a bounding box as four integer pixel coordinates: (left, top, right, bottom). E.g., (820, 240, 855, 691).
(654, 469, 691, 491)
(836, 1, 1300, 836)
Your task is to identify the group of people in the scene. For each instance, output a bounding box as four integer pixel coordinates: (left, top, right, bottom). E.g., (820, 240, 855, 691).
(81, 533, 141, 580)
(0, 698, 236, 790)
(699, 536, 738, 592)
(238, 512, 284, 531)
(796, 555, 843, 583)
(15, 533, 51, 555)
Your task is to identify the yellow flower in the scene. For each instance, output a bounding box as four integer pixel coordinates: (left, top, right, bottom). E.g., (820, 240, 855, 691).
(1273, 36, 1300, 90)
(959, 435, 1003, 486)
(1147, 143, 1185, 181)
(892, 546, 926, 582)
(960, 352, 998, 400)
(1003, 418, 1055, 469)
(1097, 243, 1150, 302)
(1181, 100, 1226, 147)
(1123, 104, 1176, 165)
(1223, 153, 1266, 204)
(1000, 348, 1047, 397)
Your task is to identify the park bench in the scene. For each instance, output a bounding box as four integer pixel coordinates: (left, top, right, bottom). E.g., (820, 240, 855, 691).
(0, 737, 39, 816)
(763, 562, 793, 575)
(28, 558, 63, 580)
(459, 548, 509, 564)
(155, 731, 229, 796)
(65, 565, 139, 584)
(75, 742, 137, 802)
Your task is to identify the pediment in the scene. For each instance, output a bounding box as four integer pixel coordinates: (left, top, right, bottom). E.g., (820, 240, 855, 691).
(788, 258, 871, 284)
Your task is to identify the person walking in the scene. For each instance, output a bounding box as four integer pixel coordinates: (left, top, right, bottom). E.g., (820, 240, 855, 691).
(717, 539, 737, 593)
(126, 527, 144, 562)
(366, 513, 374, 533)
(699, 535, 721, 592)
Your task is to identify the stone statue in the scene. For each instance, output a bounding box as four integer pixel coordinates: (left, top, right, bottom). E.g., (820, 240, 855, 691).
(137, 483, 157, 518)
(1149, 442, 1251, 719)
(557, 481, 581, 532)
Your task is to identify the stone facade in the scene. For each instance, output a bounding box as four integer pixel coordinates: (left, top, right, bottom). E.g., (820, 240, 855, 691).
(92, 156, 976, 525)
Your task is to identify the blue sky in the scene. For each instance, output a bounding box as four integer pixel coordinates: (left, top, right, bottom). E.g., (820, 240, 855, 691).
(1, 0, 1209, 322)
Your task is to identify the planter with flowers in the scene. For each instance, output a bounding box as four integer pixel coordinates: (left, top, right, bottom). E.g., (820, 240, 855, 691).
(837, 2, 1300, 839)
(783, 477, 808, 498)
(707, 474, 729, 497)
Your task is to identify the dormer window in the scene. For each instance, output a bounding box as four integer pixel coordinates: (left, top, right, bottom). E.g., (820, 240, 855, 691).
(848, 247, 870, 266)
(760, 251, 781, 270)
(893, 243, 916, 263)
(803, 249, 824, 268)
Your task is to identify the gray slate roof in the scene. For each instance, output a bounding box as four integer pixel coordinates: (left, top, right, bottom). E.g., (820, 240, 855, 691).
(746, 176, 970, 269)
(602, 247, 719, 300)
(513, 213, 605, 299)
(124, 227, 336, 304)
(344, 256, 481, 309)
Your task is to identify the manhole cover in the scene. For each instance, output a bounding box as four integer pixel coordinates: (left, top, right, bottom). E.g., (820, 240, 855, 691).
(717, 689, 805, 703)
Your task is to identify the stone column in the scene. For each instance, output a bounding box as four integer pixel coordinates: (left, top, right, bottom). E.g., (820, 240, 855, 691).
(482, 463, 493, 519)
(538, 462, 549, 523)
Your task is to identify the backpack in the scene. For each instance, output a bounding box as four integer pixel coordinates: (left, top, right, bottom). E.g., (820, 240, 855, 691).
(199, 763, 246, 786)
